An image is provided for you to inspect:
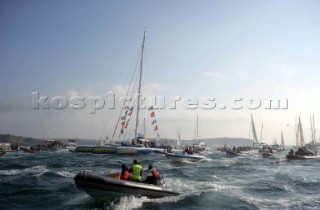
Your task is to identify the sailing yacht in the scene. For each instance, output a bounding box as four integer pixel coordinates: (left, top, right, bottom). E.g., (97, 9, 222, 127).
(191, 115, 209, 153)
(271, 131, 285, 152)
(306, 114, 320, 150)
(286, 117, 316, 159)
(250, 115, 268, 151)
(75, 32, 167, 154)
(165, 116, 206, 162)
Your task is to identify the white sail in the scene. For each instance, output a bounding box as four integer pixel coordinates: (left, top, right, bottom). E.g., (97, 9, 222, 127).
(251, 114, 259, 144)
(260, 123, 263, 143)
(310, 114, 316, 145)
(177, 129, 181, 147)
(281, 131, 285, 147)
(296, 117, 305, 147)
(273, 138, 278, 146)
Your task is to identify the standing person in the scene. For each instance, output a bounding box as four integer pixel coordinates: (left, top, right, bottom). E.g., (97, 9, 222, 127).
(145, 165, 161, 185)
(120, 164, 131, 180)
(129, 160, 142, 182)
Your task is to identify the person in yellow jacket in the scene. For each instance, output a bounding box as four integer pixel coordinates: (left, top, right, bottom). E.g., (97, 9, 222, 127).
(129, 159, 142, 182)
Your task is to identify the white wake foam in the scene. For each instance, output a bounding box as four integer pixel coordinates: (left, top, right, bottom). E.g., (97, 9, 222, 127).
(0, 165, 48, 177)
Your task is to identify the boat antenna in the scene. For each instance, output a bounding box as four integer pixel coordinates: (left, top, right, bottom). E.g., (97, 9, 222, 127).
(260, 123, 263, 143)
(134, 31, 146, 144)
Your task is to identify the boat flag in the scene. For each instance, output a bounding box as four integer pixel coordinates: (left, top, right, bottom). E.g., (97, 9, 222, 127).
(154, 125, 158, 131)
(152, 119, 157, 125)
(148, 106, 153, 111)
(150, 112, 155, 117)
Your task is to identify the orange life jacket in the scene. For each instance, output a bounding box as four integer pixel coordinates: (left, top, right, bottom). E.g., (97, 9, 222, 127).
(150, 168, 159, 178)
(120, 171, 130, 180)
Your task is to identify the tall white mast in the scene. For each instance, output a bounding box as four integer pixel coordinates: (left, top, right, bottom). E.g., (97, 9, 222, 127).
(193, 115, 199, 149)
(299, 117, 305, 147)
(260, 123, 263, 143)
(196, 115, 199, 141)
(310, 115, 314, 144)
(295, 118, 299, 147)
(134, 31, 146, 144)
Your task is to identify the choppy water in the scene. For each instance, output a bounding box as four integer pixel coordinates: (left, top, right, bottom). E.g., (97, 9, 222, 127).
(1, 150, 320, 210)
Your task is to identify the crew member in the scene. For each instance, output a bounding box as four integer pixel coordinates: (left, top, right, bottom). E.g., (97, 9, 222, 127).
(289, 149, 294, 155)
(129, 160, 142, 182)
(120, 164, 130, 180)
(145, 165, 161, 185)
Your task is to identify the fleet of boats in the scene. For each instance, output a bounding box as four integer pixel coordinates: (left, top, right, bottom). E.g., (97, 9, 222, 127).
(2, 33, 320, 201)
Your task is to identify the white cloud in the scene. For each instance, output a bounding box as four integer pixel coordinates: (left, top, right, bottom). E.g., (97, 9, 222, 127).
(66, 89, 79, 97)
(201, 70, 226, 80)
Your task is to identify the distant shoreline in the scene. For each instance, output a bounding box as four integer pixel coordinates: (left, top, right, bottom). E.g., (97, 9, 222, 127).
(0, 133, 254, 147)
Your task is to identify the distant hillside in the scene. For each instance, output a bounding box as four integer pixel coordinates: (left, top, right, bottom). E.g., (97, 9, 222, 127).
(0, 134, 98, 146)
(0, 134, 45, 146)
(158, 137, 253, 148)
(0, 134, 253, 148)
(203, 137, 253, 147)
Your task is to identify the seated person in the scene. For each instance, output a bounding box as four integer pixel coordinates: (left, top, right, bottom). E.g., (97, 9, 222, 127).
(289, 149, 294, 155)
(145, 165, 161, 185)
(129, 160, 142, 182)
(183, 147, 193, 155)
(120, 164, 130, 180)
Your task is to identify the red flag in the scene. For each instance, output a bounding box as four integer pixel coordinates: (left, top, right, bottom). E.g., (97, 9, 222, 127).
(150, 112, 155, 117)
(154, 125, 158, 131)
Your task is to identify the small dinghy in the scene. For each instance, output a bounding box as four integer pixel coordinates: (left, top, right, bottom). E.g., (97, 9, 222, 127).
(226, 150, 241, 156)
(286, 154, 320, 160)
(74, 171, 179, 199)
(165, 153, 206, 162)
(262, 153, 274, 158)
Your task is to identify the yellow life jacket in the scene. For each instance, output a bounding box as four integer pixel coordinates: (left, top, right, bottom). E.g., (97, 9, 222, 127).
(131, 164, 142, 180)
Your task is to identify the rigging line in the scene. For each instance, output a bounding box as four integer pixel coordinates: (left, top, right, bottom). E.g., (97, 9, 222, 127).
(115, 60, 141, 142)
(111, 54, 141, 141)
(98, 45, 142, 141)
(117, 65, 140, 142)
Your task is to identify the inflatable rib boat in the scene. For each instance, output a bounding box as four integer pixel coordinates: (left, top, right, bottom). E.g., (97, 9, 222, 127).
(286, 154, 320, 160)
(165, 153, 206, 162)
(74, 171, 179, 199)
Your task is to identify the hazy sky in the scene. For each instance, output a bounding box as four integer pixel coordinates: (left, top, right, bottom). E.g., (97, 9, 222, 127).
(1, 0, 320, 145)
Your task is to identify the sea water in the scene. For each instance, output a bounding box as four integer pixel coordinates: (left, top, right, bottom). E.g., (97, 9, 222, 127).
(1, 150, 320, 210)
